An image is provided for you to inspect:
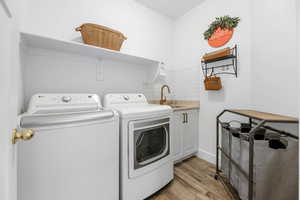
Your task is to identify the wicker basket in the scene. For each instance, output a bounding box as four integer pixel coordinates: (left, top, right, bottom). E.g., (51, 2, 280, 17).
(75, 23, 127, 51)
(204, 76, 222, 90)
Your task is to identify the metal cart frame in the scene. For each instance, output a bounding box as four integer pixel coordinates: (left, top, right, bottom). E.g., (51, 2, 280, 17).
(215, 109, 299, 200)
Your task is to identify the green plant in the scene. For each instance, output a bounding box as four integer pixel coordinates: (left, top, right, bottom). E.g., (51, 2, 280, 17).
(204, 16, 240, 40)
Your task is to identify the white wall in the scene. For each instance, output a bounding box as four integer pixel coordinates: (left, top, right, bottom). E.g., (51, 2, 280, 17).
(0, 1, 23, 200)
(22, 47, 159, 106)
(250, 0, 298, 117)
(250, 0, 299, 159)
(169, 0, 298, 163)
(21, 0, 173, 66)
(169, 0, 252, 163)
(20, 0, 174, 106)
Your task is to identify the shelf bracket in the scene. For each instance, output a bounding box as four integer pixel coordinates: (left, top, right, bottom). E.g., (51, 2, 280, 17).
(0, 0, 12, 18)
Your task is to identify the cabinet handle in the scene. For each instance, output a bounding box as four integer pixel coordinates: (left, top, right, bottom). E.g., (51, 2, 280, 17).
(186, 113, 188, 123)
(182, 113, 188, 123)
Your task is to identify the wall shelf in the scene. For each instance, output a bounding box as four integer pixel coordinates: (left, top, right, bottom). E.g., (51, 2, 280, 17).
(20, 32, 160, 66)
(201, 45, 238, 77)
(203, 55, 236, 64)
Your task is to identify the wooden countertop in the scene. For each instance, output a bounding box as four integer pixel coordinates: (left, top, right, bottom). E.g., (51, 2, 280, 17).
(228, 109, 298, 122)
(149, 100, 200, 111)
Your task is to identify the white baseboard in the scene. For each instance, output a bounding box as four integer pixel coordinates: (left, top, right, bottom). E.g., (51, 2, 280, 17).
(196, 149, 216, 164)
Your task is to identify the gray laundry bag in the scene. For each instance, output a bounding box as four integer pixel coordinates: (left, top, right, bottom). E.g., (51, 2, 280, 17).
(221, 123, 298, 200)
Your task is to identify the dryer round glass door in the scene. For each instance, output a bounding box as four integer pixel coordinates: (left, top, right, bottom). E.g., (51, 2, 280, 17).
(134, 124, 169, 169)
(128, 117, 170, 175)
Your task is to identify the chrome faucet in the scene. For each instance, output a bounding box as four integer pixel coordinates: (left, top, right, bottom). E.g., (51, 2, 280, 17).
(160, 85, 171, 105)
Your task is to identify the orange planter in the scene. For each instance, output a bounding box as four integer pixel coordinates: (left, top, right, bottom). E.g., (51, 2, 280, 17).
(208, 27, 233, 48)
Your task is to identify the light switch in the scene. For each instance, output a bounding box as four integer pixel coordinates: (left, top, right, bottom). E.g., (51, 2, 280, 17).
(96, 59, 104, 81)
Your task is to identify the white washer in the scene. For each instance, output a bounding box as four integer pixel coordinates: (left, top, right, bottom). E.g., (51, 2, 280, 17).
(104, 93, 174, 200)
(17, 93, 119, 200)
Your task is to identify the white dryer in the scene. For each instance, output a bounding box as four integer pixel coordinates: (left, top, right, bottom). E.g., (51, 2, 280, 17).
(104, 93, 174, 200)
(17, 94, 119, 200)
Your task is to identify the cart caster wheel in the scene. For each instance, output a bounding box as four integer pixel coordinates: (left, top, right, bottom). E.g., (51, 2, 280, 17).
(214, 175, 218, 180)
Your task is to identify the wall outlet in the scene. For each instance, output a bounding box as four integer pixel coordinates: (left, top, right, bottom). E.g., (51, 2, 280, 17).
(96, 59, 104, 81)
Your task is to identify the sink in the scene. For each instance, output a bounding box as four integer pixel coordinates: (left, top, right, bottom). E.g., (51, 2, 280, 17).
(169, 105, 184, 108)
(153, 102, 185, 109)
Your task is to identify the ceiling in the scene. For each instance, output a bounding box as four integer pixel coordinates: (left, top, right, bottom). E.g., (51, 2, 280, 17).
(136, 0, 204, 19)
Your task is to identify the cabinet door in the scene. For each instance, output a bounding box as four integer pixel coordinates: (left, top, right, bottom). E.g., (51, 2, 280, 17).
(171, 111, 185, 162)
(182, 110, 199, 157)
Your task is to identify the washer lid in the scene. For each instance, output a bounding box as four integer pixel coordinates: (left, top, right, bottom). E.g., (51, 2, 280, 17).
(27, 93, 102, 114)
(18, 110, 115, 129)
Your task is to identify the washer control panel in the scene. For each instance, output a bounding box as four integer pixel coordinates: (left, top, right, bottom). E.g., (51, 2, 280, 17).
(104, 93, 147, 106)
(27, 94, 101, 114)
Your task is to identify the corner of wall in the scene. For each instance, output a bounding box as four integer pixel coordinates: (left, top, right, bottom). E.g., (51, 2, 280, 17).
(196, 148, 216, 164)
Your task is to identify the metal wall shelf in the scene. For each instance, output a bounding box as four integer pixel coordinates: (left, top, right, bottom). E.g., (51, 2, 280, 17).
(201, 45, 238, 77)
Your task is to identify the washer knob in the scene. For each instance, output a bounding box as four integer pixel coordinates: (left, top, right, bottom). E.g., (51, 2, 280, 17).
(123, 95, 129, 101)
(62, 96, 72, 103)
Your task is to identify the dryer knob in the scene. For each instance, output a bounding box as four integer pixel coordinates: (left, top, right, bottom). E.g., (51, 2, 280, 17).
(123, 95, 130, 101)
(62, 96, 72, 103)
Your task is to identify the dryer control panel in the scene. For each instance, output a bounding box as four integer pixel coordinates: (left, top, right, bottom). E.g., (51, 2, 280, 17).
(103, 93, 148, 106)
(27, 94, 101, 114)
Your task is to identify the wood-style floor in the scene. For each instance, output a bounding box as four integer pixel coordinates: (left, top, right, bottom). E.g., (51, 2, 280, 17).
(147, 157, 233, 200)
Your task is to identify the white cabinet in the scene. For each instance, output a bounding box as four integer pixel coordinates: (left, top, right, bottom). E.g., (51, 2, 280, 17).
(171, 111, 185, 162)
(182, 109, 199, 157)
(171, 109, 199, 163)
